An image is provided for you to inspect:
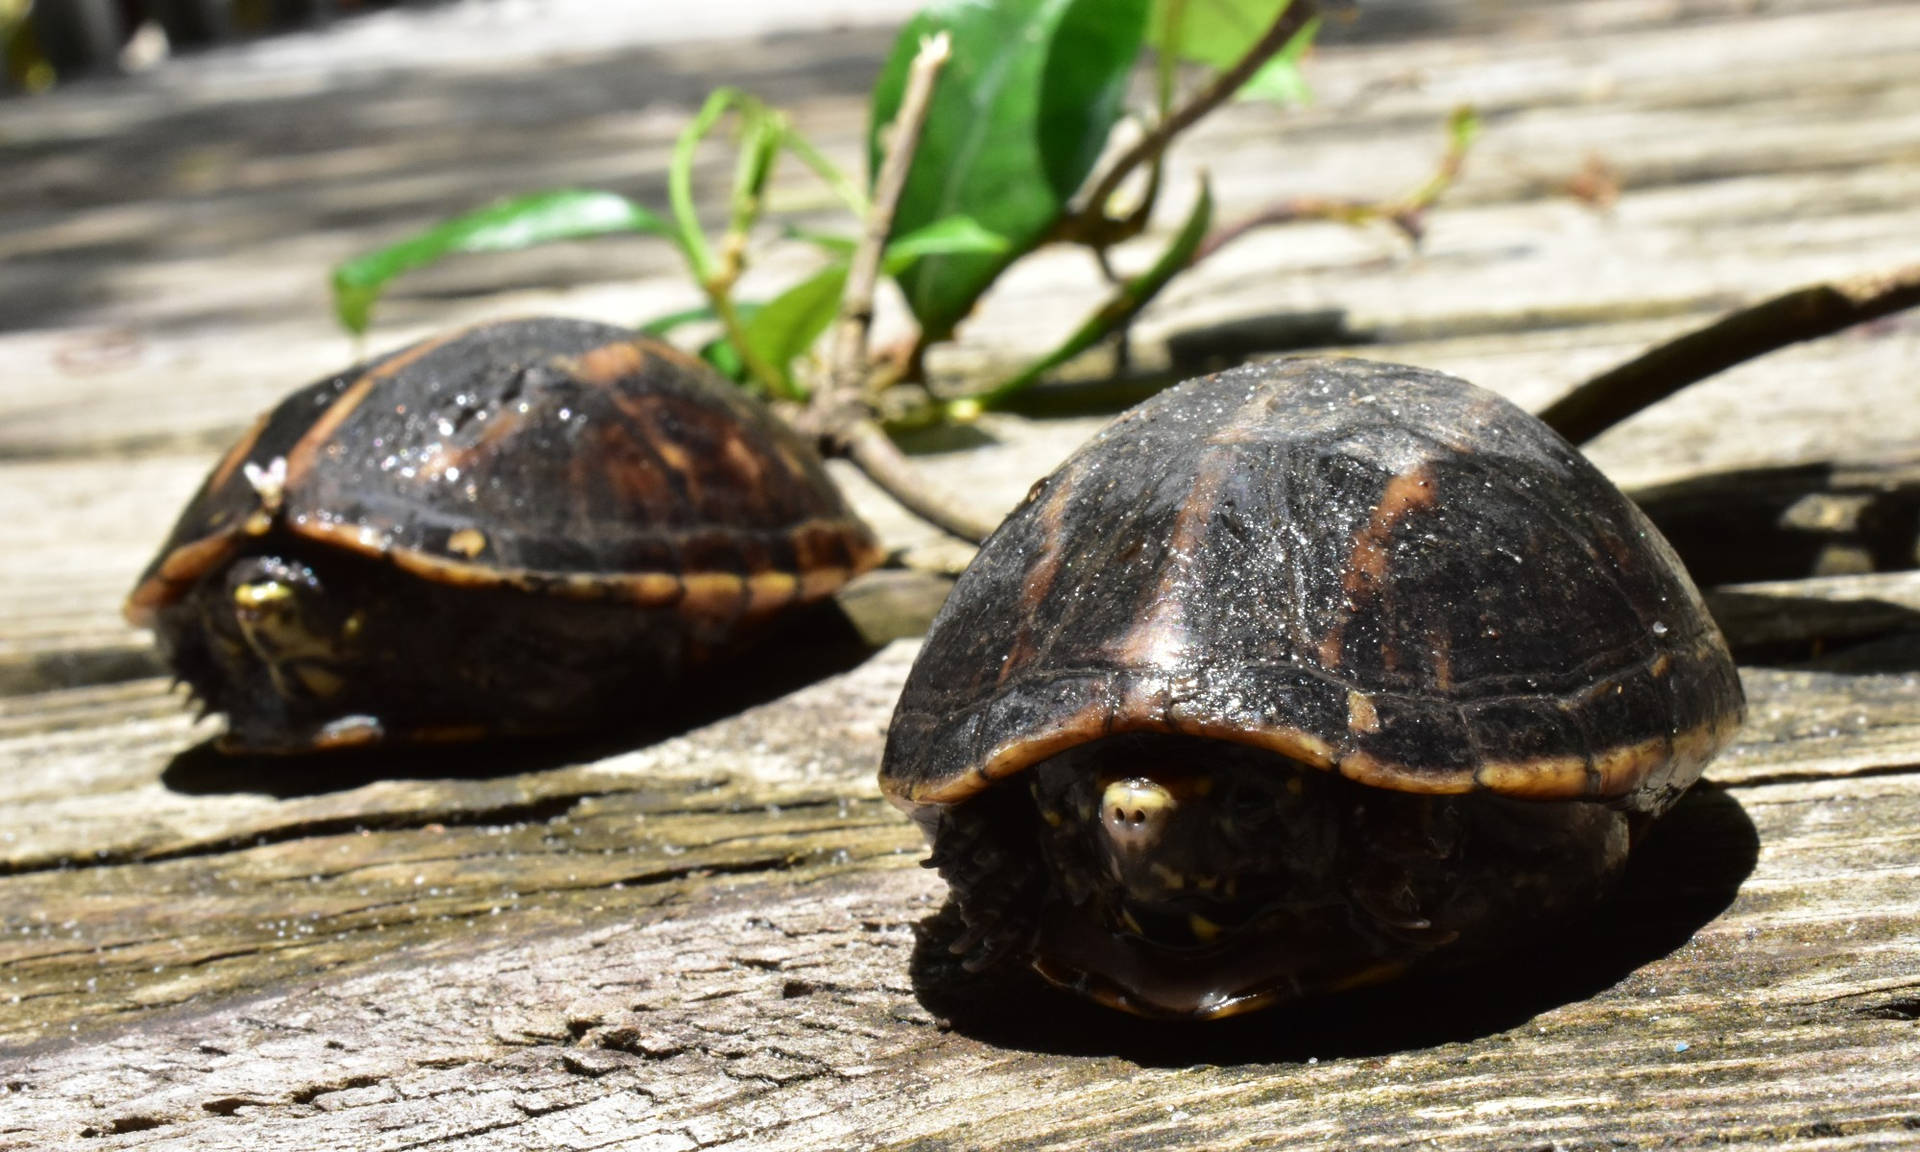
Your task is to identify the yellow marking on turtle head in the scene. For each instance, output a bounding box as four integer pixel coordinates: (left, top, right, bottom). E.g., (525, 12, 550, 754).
(231, 575, 357, 701)
(1100, 777, 1178, 857)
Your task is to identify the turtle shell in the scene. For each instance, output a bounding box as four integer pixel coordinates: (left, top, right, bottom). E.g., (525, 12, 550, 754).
(878, 358, 1745, 1017)
(129, 316, 881, 751)
(882, 357, 1743, 818)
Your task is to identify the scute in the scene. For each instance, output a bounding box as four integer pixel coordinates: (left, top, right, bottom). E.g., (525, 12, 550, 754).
(881, 357, 1743, 815)
(128, 317, 880, 622)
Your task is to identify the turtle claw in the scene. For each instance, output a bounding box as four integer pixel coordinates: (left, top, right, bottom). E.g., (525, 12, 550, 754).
(1350, 878, 1456, 947)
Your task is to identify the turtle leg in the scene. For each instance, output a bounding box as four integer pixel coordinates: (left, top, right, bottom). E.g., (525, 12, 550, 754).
(926, 789, 1049, 972)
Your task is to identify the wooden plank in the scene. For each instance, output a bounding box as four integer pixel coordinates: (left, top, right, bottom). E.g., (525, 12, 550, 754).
(1, 648, 1915, 1149)
(2, 0, 1917, 1147)
(4, 3, 1919, 460)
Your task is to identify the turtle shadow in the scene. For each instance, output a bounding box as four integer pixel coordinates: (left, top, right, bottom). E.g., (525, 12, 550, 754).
(160, 603, 878, 799)
(907, 782, 1758, 1066)
(1631, 460, 1920, 588)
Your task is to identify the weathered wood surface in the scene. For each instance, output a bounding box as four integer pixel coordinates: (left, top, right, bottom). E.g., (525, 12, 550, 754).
(3, 648, 1919, 1150)
(2, 0, 1919, 1148)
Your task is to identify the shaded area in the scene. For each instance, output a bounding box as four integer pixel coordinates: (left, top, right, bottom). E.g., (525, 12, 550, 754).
(161, 599, 876, 798)
(0, 25, 891, 332)
(911, 782, 1757, 1065)
(1707, 589, 1920, 668)
(1789, 628, 1920, 675)
(1634, 459, 1920, 586)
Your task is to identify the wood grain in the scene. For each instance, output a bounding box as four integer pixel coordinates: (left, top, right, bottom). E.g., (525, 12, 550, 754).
(2, 0, 1917, 1148)
(1, 649, 1916, 1150)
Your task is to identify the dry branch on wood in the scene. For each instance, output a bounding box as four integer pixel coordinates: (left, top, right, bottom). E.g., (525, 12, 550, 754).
(4, 2, 1920, 1149)
(1543, 263, 1920, 444)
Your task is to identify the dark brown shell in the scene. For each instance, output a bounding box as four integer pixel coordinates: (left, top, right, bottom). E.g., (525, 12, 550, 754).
(129, 317, 880, 625)
(881, 357, 1743, 818)
(126, 317, 881, 750)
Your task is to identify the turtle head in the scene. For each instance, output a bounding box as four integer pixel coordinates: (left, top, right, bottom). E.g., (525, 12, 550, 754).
(222, 555, 365, 709)
(1017, 735, 1359, 1018)
(936, 731, 1634, 1020)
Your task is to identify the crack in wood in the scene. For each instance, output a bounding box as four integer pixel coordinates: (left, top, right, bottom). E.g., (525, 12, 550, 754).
(1723, 760, 1920, 790)
(0, 794, 593, 878)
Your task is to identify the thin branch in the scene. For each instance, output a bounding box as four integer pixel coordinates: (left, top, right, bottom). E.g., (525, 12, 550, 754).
(843, 420, 1000, 544)
(1192, 105, 1476, 263)
(823, 31, 950, 420)
(1541, 263, 1920, 445)
(1068, 0, 1319, 241)
(779, 125, 870, 218)
(1193, 195, 1417, 263)
(801, 32, 996, 547)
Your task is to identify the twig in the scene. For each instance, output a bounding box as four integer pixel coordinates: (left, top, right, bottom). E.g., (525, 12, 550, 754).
(843, 420, 1001, 544)
(805, 32, 998, 546)
(821, 31, 950, 427)
(1193, 196, 1418, 263)
(1192, 104, 1476, 263)
(1541, 263, 1920, 445)
(1067, 0, 1319, 242)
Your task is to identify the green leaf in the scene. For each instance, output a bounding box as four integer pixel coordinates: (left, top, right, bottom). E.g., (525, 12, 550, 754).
(736, 216, 1010, 392)
(700, 301, 762, 383)
(637, 305, 719, 338)
(957, 175, 1213, 414)
(883, 215, 1011, 269)
(1149, 0, 1319, 103)
(789, 215, 1009, 267)
(870, 0, 1151, 344)
(1238, 16, 1318, 103)
(699, 334, 748, 382)
(742, 264, 849, 396)
(1039, 0, 1154, 201)
(330, 190, 670, 335)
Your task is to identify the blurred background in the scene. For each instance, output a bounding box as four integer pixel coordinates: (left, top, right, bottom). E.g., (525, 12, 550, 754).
(4, 0, 948, 89)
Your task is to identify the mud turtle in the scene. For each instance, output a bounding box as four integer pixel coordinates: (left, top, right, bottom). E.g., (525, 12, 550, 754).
(127, 317, 881, 752)
(880, 357, 1744, 1019)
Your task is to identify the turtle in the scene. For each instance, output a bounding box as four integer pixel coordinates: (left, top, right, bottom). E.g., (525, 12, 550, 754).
(879, 356, 1745, 1020)
(127, 316, 883, 753)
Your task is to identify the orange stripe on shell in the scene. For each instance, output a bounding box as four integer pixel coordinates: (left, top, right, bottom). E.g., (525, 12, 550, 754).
(123, 531, 243, 628)
(887, 698, 1735, 813)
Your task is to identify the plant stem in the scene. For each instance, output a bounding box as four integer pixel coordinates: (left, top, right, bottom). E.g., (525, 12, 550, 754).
(669, 88, 740, 282)
(805, 32, 995, 546)
(1193, 105, 1476, 262)
(1194, 195, 1405, 264)
(780, 126, 870, 218)
(843, 419, 1001, 544)
(708, 288, 791, 399)
(1541, 263, 1920, 445)
(1071, 0, 1319, 237)
(826, 31, 950, 413)
(956, 176, 1214, 417)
